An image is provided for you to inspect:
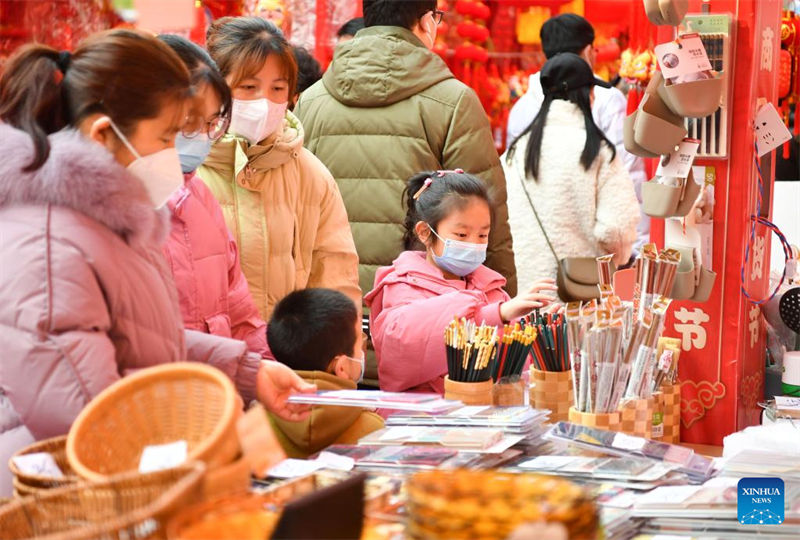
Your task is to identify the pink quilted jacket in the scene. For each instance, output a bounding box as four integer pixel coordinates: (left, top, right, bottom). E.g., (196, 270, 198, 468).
(164, 174, 267, 355)
(0, 124, 261, 495)
(365, 251, 510, 394)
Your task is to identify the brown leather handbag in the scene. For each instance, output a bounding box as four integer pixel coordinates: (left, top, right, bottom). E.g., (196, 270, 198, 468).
(519, 174, 611, 302)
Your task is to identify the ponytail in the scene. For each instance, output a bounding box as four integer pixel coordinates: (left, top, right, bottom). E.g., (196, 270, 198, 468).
(402, 170, 492, 250)
(0, 29, 191, 172)
(0, 45, 66, 171)
(508, 86, 616, 181)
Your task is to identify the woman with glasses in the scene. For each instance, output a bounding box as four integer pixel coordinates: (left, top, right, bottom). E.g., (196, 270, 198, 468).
(158, 35, 268, 355)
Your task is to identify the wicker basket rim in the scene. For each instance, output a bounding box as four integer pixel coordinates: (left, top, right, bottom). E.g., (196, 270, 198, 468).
(0, 462, 206, 540)
(66, 363, 237, 482)
(8, 435, 80, 485)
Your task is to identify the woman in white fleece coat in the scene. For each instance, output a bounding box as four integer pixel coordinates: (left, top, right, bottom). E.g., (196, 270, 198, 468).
(503, 53, 640, 294)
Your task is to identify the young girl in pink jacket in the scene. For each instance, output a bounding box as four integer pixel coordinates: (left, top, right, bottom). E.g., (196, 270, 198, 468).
(365, 170, 557, 394)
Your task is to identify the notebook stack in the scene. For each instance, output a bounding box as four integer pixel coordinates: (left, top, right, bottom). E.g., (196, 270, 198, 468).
(632, 477, 800, 538)
(385, 405, 552, 454)
(545, 422, 716, 484)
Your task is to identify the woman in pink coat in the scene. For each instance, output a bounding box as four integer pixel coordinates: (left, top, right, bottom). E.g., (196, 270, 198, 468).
(365, 171, 558, 394)
(0, 31, 311, 496)
(159, 35, 268, 355)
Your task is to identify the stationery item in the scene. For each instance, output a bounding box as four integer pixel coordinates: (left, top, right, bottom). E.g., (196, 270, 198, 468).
(546, 422, 714, 482)
(287, 390, 460, 413)
(267, 458, 325, 479)
(568, 406, 621, 432)
(522, 310, 569, 373)
(530, 368, 573, 423)
(493, 376, 526, 406)
(444, 376, 493, 406)
(445, 318, 498, 383)
(654, 34, 712, 80)
(655, 139, 701, 179)
(619, 396, 656, 439)
(359, 426, 521, 453)
(659, 382, 682, 443)
(492, 322, 536, 379)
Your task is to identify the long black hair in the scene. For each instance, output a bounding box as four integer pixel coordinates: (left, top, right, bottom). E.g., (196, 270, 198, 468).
(403, 170, 492, 250)
(508, 85, 616, 180)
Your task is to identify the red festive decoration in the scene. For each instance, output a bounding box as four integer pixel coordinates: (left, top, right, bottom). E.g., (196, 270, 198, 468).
(456, 21, 490, 42)
(454, 0, 491, 20)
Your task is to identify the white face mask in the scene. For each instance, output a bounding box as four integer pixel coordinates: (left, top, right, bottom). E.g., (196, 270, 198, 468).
(108, 120, 183, 209)
(345, 355, 365, 384)
(230, 98, 287, 144)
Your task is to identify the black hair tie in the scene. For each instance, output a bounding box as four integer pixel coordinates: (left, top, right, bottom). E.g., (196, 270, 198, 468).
(56, 50, 71, 73)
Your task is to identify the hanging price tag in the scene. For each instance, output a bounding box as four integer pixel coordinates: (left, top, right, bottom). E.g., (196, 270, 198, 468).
(654, 34, 712, 80)
(656, 138, 701, 179)
(754, 102, 793, 156)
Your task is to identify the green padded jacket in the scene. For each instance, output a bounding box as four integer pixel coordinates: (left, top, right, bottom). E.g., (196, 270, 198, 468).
(295, 26, 517, 298)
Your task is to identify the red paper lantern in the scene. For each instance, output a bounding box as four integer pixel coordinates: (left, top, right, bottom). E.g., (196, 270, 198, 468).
(456, 21, 490, 42)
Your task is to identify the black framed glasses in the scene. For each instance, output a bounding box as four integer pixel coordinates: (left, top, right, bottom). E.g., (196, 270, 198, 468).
(432, 9, 445, 25)
(181, 113, 230, 142)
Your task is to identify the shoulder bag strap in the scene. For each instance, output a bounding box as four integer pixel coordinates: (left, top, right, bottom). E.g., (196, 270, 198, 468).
(517, 171, 560, 266)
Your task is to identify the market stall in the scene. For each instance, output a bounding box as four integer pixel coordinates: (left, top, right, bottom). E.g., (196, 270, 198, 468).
(1, 0, 800, 538)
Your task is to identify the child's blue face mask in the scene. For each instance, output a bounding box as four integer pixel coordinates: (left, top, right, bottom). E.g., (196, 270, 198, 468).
(427, 225, 487, 277)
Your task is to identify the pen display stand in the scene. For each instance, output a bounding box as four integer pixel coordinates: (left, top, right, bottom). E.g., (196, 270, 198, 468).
(530, 369, 573, 423)
(493, 376, 526, 407)
(568, 407, 621, 432)
(660, 382, 682, 443)
(444, 376, 493, 406)
(620, 397, 655, 439)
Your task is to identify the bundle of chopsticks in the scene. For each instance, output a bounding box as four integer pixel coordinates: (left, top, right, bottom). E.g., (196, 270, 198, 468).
(492, 322, 536, 380)
(566, 248, 678, 414)
(636, 244, 681, 320)
(445, 318, 498, 382)
(523, 311, 568, 373)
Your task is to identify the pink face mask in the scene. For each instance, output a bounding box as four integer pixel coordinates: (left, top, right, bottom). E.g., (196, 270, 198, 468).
(229, 97, 288, 144)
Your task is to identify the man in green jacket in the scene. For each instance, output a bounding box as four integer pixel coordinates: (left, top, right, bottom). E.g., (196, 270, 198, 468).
(295, 0, 517, 302)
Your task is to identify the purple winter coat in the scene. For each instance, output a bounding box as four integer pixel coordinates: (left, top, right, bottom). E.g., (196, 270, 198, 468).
(0, 124, 260, 495)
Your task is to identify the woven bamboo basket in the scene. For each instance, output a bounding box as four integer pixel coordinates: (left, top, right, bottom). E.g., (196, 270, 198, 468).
(67, 363, 240, 482)
(568, 407, 621, 431)
(619, 397, 655, 439)
(9, 436, 79, 496)
(0, 462, 205, 540)
(660, 382, 682, 443)
(530, 369, 573, 423)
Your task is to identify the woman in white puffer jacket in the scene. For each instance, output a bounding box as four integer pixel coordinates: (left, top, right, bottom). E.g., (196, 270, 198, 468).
(502, 52, 640, 295)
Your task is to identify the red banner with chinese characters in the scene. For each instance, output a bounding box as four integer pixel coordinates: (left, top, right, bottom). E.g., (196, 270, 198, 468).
(650, 0, 781, 445)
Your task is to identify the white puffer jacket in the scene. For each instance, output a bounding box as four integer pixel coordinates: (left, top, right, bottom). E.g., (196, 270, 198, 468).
(503, 100, 640, 294)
